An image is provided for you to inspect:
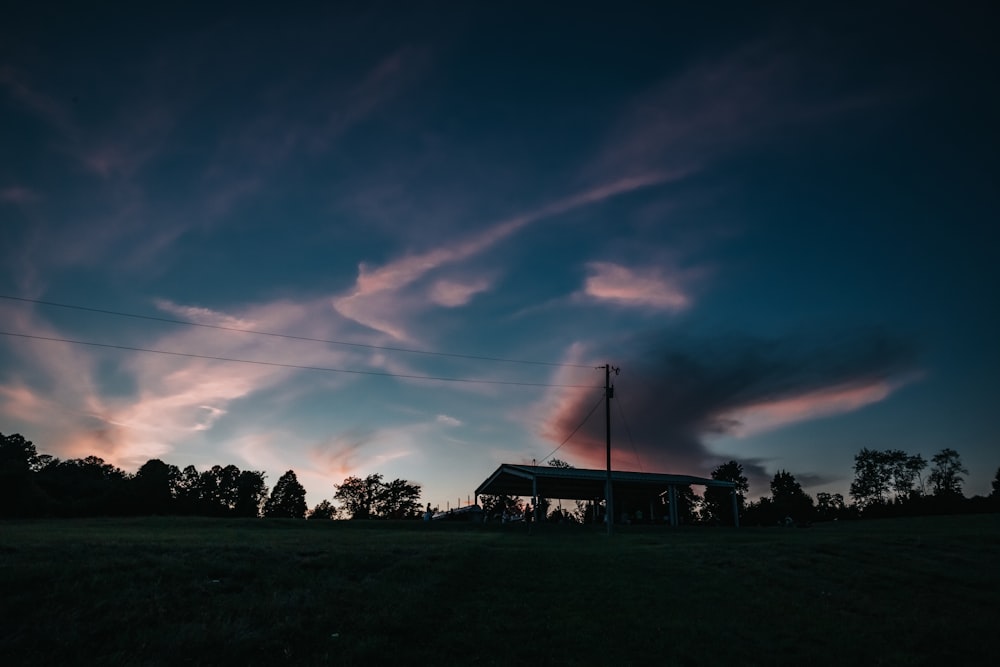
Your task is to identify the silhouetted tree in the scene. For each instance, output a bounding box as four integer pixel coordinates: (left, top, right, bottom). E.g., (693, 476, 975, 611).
(850, 448, 926, 510)
(702, 460, 749, 524)
(743, 496, 777, 525)
(191, 465, 240, 516)
(174, 465, 201, 515)
(263, 470, 307, 518)
(375, 478, 422, 519)
(132, 459, 180, 515)
(815, 492, 847, 521)
(478, 494, 522, 519)
(235, 470, 268, 517)
(0, 432, 39, 471)
(308, 499, 338, 520)
(992, 467, 1000, 498)
(770, 470, 814, 523)
(37, 456, 130, 516)
(850, 448, 893, 508)
(894, 451, 927, 498)
(0, 432, 45, 517)
(334, 474, 384, 519)
(928, 448, 967, 498)
(217, 464, 243, 514)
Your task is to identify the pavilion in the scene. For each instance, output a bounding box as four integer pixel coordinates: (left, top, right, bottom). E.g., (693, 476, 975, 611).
(475, 463, 740, 527)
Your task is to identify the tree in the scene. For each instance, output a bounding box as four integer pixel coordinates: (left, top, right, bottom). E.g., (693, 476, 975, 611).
(308, 499, 338, 520)
(334, 474, 384, 519)
(193, 465, 242, 516)
(702, 460, 749, 525)
(263, 470, 307, 518)
(850, 448, 927, 510)
(375, 478, 422, 519)
(36, 456, 130, 516)
(478, 494, 522, 518)
(174, 465, 201, 515)
(928, 448, 967, 497)
(235, 470, 269, 518)
(885, 450, 926, 499)
(815, 492, 847, 521)
(132, 459, 179, 515)
(0, 432, 39, 472)
(992, 467, 1000, 498)
(770, 470, 814, 523)
(0, 433, 44, 517)
(850, 448, 892, 508)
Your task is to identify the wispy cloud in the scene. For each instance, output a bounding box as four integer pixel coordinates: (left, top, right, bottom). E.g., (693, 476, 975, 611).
(154, 299, 257, 329)
(429, 278, 492, 307)
(333, 172, 684, 339)
(581, 262, 690, 311)
(0, 296, 362, 469)
(312, 45, 431, 151)
(726, 380, 901, 437)
(589, 41, 878, 183)
(436, 414, 461, 427)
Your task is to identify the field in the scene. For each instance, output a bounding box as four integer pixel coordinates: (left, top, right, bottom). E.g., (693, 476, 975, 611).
(2, 515, 998, 666)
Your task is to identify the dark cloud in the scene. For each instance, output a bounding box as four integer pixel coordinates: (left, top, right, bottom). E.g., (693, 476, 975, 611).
(548, 329, 918, 490)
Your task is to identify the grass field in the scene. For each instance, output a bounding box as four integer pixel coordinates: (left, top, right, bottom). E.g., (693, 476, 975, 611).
(2, 515, 998, 666)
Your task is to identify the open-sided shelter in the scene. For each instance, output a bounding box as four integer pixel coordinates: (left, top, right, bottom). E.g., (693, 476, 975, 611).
(475, 464, 740, 527)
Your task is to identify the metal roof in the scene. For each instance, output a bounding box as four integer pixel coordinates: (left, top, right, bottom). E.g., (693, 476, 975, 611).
(475, 464, 735, 501)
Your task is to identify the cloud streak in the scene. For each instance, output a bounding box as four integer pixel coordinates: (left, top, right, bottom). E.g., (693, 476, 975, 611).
(333, 171, 686, 339)
(581, 262, 690, 311)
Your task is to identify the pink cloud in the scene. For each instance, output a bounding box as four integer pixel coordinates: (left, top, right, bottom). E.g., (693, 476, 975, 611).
(334, 171, 685, 338)
(582, 262, 690, 310)
(0, 295, 369, 471)
(153, 299, 257, 329)
(429, 278, 492, 307)
(725, 380, 902, 437)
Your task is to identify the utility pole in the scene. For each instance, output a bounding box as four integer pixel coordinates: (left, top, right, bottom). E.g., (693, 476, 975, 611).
(603, 363, 619, 536)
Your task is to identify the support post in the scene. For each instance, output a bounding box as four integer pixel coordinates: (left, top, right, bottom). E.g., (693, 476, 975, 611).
(669, 485, 678, 527)
(532, 475, 538, 523)
(605, 363, 613, 536)
(731, 487, 740, 528)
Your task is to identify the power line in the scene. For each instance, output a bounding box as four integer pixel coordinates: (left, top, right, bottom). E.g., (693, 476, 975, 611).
(0, 330, 603, 389)
(538, 392, 605, 463)
(0, 294, 594, 369)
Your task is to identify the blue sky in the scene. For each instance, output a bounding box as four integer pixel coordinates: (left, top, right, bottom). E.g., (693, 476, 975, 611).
(2, 2, 997, 509)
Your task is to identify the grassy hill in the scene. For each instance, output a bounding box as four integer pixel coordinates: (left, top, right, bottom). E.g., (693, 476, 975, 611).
(2, 515, 998, 665)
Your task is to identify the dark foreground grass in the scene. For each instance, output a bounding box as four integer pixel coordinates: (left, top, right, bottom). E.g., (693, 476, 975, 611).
(2, 515, 998, 666)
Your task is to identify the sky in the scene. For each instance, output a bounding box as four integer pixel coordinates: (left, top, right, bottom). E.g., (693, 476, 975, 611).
(2, 2, 998, 510)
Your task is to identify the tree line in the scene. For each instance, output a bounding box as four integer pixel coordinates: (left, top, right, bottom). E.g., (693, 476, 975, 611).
(712, 447, 999, 526)
(2, 431, 997, 523)
(0, 432, 421, 520)
(475, 451, 999, 527)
